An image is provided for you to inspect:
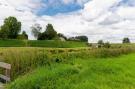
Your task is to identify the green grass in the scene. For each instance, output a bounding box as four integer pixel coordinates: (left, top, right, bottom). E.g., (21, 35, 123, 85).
(0, 47, 134, 80)
(0, 40, 88, 48)
(0, 40, 26, 47)
(6, 53, 135, 89)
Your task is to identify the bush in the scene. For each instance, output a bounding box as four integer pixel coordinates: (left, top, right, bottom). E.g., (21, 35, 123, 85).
(123, 37, 130, 43)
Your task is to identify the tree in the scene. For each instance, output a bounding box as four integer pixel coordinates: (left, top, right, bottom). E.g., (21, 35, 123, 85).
(38, 24, 57, 40)
(123, 37, 130, 43)
(31, 24, 42, 39)
(22, 31, 28, 39)
(75, 36, 88, 42)
(0, 16, 21, 39)
(98, 40, 104, 45)
(44, 24, 57, 40)
(97, 40, 104, 48)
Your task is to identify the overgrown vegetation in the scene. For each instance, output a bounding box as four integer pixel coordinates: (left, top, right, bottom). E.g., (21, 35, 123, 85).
(6, 52, 135, 89)
(0, 47, 134, 80)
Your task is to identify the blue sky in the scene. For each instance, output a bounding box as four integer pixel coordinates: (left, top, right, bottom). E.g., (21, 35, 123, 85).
(35, 0, 89, 16)
(35, 0, 135, 16)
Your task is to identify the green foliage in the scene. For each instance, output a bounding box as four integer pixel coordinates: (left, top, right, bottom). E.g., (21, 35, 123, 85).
(75, 36, 88, 42)
(0, 47, 134, 80)
(6, 53, 135, 89)
(0, 16, 21, 39)
(123, 37, 130, 43)
(103, 42, 111, 48)
(17, 31, 28, 40)
(68, 36, 88, 42)
(38, 24, 57, 40)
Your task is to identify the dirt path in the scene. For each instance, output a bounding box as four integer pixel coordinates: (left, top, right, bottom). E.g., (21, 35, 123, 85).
(0, 83, 4, 89)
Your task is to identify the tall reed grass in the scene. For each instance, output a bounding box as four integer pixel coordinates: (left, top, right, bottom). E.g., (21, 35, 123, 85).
(0, 47, 134, 80)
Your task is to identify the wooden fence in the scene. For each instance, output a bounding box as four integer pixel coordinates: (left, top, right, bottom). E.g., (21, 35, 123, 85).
(0, 62, 11, 83)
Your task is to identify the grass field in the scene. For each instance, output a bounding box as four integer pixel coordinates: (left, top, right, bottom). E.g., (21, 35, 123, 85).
(0, 47, 134, 80)
(0, 42, 134, 89)
(0, 40, 88, 48)
(6, 53, 135, 89)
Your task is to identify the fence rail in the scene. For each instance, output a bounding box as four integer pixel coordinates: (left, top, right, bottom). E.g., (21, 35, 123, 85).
(0, 62, 11, 83)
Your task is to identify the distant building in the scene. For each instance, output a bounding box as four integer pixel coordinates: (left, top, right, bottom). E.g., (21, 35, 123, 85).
(59, 37, 66, 41)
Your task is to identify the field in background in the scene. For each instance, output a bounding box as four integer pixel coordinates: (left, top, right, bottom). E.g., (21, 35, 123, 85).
(0, 40, 87, 48)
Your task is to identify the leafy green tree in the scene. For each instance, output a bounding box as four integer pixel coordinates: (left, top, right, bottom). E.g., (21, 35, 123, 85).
(38, 24, 57, 40)
(31, 24, 42, 39)
(44, 24, 57, 40)
(123, 37, 130, 43)
(0, 16, 21, 39)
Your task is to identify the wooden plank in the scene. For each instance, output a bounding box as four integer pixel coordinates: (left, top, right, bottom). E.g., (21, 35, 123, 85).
(0, 62, 11, 69)
(0, 74, 10, 82)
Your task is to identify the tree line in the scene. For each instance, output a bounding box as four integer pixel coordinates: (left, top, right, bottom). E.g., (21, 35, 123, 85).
(0, 16, 88, 42)
(0, 16, 131, 43)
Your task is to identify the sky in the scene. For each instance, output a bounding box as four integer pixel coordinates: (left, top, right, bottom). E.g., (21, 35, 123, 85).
(0, 0, 135, 43)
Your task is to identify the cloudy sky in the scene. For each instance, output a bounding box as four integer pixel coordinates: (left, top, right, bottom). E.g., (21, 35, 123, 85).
(0, 0, 135, 43)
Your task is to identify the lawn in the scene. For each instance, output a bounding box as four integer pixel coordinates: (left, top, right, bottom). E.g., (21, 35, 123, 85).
(6, 53, 135, 89)
(0, 40, 88, 48)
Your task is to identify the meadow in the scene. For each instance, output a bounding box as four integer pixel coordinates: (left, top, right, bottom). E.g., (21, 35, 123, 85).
(0, 40, 134, 89)
(6, 53, 135, 89)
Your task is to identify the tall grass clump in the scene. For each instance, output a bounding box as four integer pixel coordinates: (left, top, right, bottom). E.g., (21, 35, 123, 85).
(0, 47, 135, 80)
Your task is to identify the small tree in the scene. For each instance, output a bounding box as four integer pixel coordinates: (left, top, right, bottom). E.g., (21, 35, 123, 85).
(31, 23, 42, 39)
(97, 40, 104, 48)
(123, 37, 130, 43)
(17, 31, 28, 40)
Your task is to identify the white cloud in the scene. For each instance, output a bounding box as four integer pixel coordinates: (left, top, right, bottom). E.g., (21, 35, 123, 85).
(82, 0, 122, 20)
(0, 0, 135, 43)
